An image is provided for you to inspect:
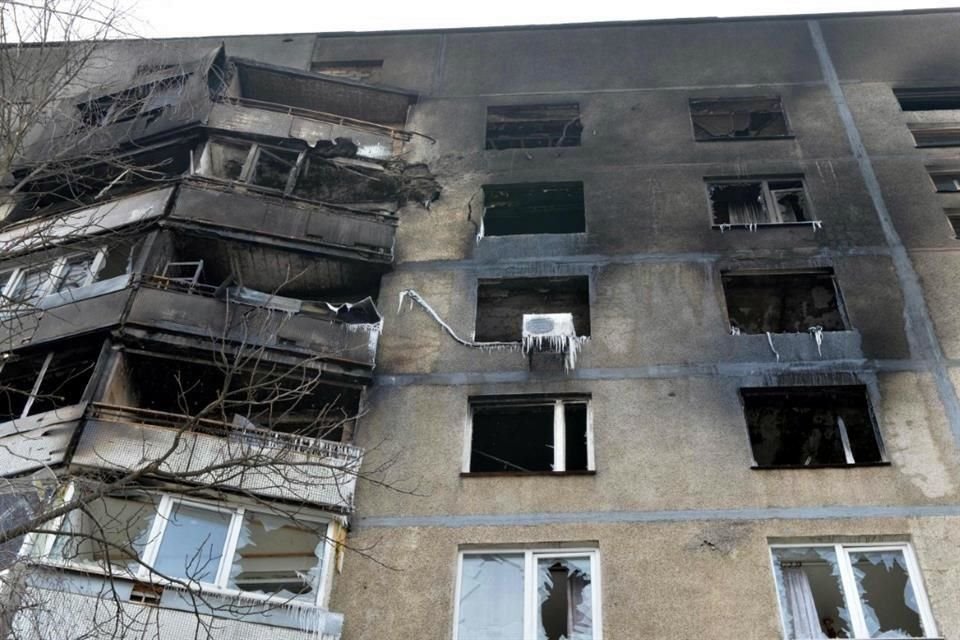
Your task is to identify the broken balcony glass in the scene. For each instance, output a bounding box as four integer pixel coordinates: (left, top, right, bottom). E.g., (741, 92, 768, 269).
(458, 554, 525, 640)
(537, 556, 593, 640)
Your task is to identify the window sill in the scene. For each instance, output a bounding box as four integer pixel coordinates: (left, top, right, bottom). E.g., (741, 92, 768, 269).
(461, 470, 596, 477)
(751, 461, 891, 470)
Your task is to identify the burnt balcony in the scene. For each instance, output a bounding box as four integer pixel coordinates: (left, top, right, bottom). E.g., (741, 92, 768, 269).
(72, 403, 363, 512)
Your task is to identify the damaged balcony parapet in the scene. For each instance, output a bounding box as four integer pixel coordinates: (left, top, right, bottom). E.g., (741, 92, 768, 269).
(125, 280, 382, 375)
(71, 403, 364, 513)
(15, 571, 345, 640)
(168, 181, 398, 265)
(208, 98, 410, 160)
(723, 329, 864, 363)
(0, 186, 175, 258)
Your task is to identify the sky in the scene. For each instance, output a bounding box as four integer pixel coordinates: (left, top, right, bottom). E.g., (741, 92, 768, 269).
(127, 0, 960, 38)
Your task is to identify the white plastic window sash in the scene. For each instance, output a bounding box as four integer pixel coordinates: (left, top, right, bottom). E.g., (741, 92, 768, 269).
(454, 548, 602, 640)
(464, 399, 594, 473)
(770, 542, 938, 640)
(0, 249, 105, 307)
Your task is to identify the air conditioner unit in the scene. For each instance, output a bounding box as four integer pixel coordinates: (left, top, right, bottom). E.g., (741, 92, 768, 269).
(522, 313, 585, 371)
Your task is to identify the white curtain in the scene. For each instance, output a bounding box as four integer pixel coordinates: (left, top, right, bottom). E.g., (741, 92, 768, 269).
(783, 568, 827, 639)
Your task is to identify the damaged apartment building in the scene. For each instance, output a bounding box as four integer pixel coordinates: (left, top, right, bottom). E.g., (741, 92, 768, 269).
(5, 7, 960, 640)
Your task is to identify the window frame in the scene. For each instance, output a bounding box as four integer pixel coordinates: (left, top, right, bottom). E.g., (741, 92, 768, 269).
(452, 547, 603, 640)
(705, 176, 812, 229)
(928, 170, 960, 193)
(463, 394, 595, 475)
(32, 490, 336, 608)
(199, 138, 306, 197)
(0, 248, 106, 311)
(0, 341, 101, 422)
(769, 542, 939, 639)
(689, 95, 793, 141)
(484, 103, 583, 151)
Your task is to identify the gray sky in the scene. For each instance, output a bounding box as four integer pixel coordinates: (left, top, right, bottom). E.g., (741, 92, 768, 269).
(128, 0, 960, 38)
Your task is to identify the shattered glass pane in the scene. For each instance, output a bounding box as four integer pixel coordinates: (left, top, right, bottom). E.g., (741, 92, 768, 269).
(54, 255, 95, 292)
(848, 550, 925, 638)
(152, 503, 230, 583)
(206, 141, 250, 181)
(52, 496, 156, 573)
(458, 554, 524, 640)
(772, 547, 852, 639)
(228, 512, 325, 601)
(537, 556, 593, 640)
(250, 147, 299, 191)
(9, 266, 50, 305)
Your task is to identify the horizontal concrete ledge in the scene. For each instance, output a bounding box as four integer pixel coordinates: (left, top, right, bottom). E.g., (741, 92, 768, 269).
(356, 504, 960, 529)
(375, 358, 925, 386)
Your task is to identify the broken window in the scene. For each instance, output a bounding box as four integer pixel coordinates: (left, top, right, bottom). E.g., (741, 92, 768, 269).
(476, 276, 590, 342)
(77, 76, 187, 127)
(707, 178, 807, 226)
(200, 139, 301, 194)
(467, 396, 591, 473)
(481, 182, 586, 236)
(0, 248, 108, 311)
(52, 495, 157, 573)
(910, 126, 960, 147)
(945, 208, 960, 238)
(930, 170, 960, 192)
(48, 494, 332, 604)
(456, 549, 598, 640)
(894, 87, 960, 111)
(309, 59, 383, 83)
(690, 97, 789, 140)
(741, 386, 883, 467)
(485, 104, 583, 150)
(771, 543, 937, 639)
(722, 270, 847, 334)
(0, 343, 100, 422)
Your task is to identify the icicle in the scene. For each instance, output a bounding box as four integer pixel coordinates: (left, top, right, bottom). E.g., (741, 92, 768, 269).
(475, 218, 485, 244)
(810, 220, 823, 232)
(809, 325, 824, 358)
(730, 326, 741, 336)
(397, 288, 517, 351)
(766, 331, 780, 362)
(718, 223, 730, 233)
(748, 222, 757, 232)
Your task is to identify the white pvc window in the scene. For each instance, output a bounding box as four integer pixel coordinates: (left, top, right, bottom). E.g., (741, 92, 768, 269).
(43, 493, 335, 606)
(770, 543, 938, 639)
(0, 249, 105, 310)
(454, 548, 601, 640)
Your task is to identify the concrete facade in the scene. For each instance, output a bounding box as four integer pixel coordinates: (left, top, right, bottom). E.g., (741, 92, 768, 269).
(3, 9, 960, 640)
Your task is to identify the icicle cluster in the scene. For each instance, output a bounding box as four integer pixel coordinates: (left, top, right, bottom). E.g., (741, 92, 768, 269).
(808, 325, 824, 357)
(522, 334, 590, 371)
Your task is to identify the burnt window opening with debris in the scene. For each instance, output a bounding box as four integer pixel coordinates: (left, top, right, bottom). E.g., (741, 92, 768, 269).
(708, 178, 808, 226)
(910, 126, 960, 147)
(77, 75, 188, 128)
(722, 270, 847, 335)
(930, 171, 960, 192)
(690, 97, 789, 140)
(475, 277, 590, 342)
(481, 183, 585, 236)
(467, 396, 591, 474)
(741, 386, 884, 468)
(485, 104, 582, 150)
(0, 342, 102, 422)
(894, 87, 960, 111)
(115, 352, 360, 442)
(309, 60, 384, 83)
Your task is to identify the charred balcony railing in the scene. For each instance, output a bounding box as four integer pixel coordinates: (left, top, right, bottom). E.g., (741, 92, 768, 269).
(73, 403, 364, 512)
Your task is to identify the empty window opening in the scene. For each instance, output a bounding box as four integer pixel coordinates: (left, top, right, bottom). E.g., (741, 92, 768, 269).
(945, 208, 960, 238)
(486, 104, 582, 150)
(771, 544, 937, 639)
(468, 396, 591, 473)
(118, 352, 360, 442)
(690, 97, 789, 140)
(895, 86, 960, 111)
(708, 178, 807, 226)
(910, 126, 960, 147)
(456, 550, 598, 640)
(228, 512, 325, 599)
(482, 182, 585, 236)
(722, 270, 846, 334)
(930, 170, 960, 192)
(475, 277, 590, 342)
(309, 59, 383, 83)
(742, 386, 883, 467)
(0, 342, 100, 422)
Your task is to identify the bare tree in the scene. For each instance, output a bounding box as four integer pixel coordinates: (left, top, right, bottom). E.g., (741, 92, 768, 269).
(0, 4, 430, 639)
